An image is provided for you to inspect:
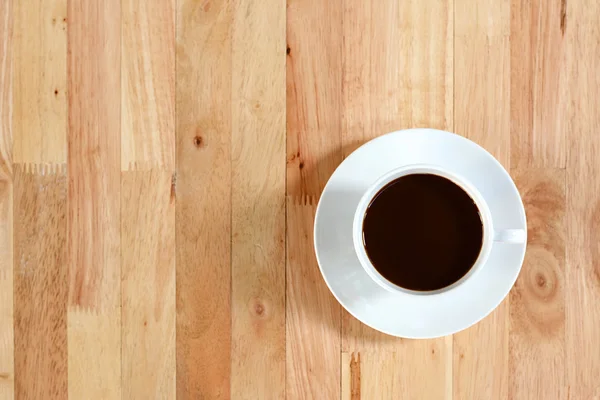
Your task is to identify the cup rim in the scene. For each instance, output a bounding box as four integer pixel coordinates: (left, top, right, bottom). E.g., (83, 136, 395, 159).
(352, 164, 494, 296)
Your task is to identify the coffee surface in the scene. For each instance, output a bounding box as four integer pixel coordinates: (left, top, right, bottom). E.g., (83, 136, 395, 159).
(362, 173, 483, 291)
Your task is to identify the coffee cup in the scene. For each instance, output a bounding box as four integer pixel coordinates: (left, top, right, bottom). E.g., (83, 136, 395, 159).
(314, 128, 527, 338)
(352, 164, 526, 295)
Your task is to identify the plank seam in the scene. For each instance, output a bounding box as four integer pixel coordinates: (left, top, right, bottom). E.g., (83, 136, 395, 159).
(125, 161, 174, 172)
(13, 163, 67, 175)
(287, 194, 319, 206)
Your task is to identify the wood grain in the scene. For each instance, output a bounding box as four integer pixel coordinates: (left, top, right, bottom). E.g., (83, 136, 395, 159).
(11, 1, 70, 397)
(0, 184, 11, 400)
(121, 0, 175, 171)
(0, 0, 12, 396)
(120, 1, 176, 397)
(455, 0, 510, 168)
(509, 169, 565, 399)
(13, 0, 66, 164)
(230, 0, 286, 398)
(342, 0, 453, 153)
(13, 164, 68, 399)
(453, 1, 510, 399)
(286, 197, 340, 399)
(355, 344, 448, 399)
(175, 0, 231, 397)
(121, 170, 176, 399)
(565, 1, 600, 398)
(286, 0, 343, 197)
(286, 0, 344, 397)
(0, 0, 11, 172)
(510, 0, 567, 168)
(455, 309, 510, 399)
(67, 0, 121, 397)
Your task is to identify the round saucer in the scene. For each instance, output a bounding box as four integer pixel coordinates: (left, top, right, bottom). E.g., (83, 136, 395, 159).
(314, 129, 527, 338)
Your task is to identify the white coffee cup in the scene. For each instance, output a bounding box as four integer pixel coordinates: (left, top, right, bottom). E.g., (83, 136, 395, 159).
(352, 164, 526, 296)
(314, 129, 528, 338)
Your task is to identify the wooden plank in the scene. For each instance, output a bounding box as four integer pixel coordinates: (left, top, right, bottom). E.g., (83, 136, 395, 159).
(341, 353, 350, 400)
(286, 197, 340, 399)
(67, 0, 121, 397)
(453, 1, 510, 399)
(342, 0, 453, 154)
(286, 0, 343, 397)
(13, 0, 67, 164)
(0, 182, 12, 399)
(286, 4, 344, 389)
(121, 170, 176, 399)
(510, 0, 567, 168)
(0, 0, 12, 396)
(455, 309, 509, 399)
(354, 345, 447, 399)
(120, 0, 176, 397)
(11, 0, 70, 397)
(565, 1, 600, 398)
(230, 0, 286, 398)
(339, 1, 453, 396)
(286, 0, 343, 196)
(121, 0, 175, 171)
(509, 169, 565, 399)
(13, 164, 68, 399)
(455, 0, 510, 168)
(175, 0, 231, 397)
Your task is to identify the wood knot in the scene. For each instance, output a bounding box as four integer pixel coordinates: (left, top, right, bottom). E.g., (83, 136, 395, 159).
(536, 273, 546, 288)
(193, 135, 204, 148)
(527, 261, 558, 302)
(349, 353, 361, 398)
(250, 300, 267, 319)
(299, 162, 304, 170)
(287, 152, 301, 164)
(286, 46, 291, 55)
(560, 0, 567, 35)
(54, 89, 58, 96)
(170, 172, 177, 203)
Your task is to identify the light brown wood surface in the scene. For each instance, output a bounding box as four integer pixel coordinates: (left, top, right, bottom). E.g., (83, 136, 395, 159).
(121, 170, 176, 399)
(231, 0, 286, 398)
(1, 0, 600, 398)
(0, 0, 13, 398)
(14, 164, 68, 399)
(175, 0, 231, 397)
(67, 0, 121, 398)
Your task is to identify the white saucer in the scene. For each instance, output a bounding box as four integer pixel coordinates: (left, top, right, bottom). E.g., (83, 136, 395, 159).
(314, 129, 527, 338)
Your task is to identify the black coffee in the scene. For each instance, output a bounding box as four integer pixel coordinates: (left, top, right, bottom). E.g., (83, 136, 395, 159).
(362, 173, 483, 291)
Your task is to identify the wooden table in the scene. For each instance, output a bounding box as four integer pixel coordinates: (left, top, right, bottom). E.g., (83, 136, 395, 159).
(1, 0, 599, 398)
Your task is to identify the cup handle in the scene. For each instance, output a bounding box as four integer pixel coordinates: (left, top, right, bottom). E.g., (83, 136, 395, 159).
(494, 229, 526, 244)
